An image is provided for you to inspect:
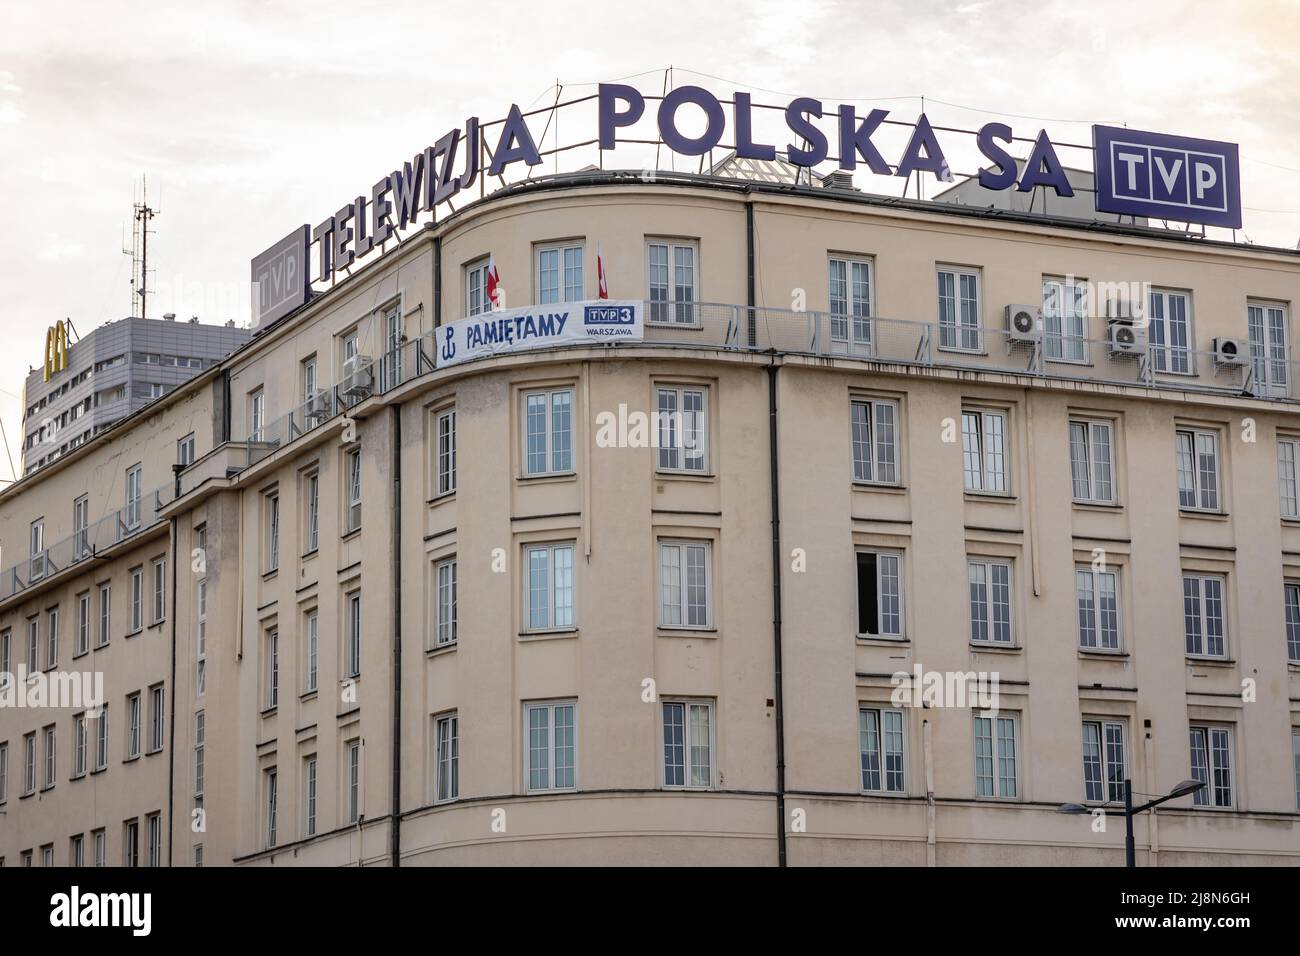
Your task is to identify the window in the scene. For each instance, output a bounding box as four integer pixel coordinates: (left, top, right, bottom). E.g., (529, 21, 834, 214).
(73, 713, 86, 777)
(345, 592, 361, 679)
(29, 518, 45, 579)
(1293, 730, 1300, 811)
(1042, 275, 1087, 362)
(435, 713, 459, 802)
(1280, 438, 1300, 518)
(974, 714, 1018, 798)
(522, 387, 573, 476)
(380, 303, 402, 391)
(659, 541, 711, 628)
(1082, 719, 1127, 803)
(961, 408, 1008, 493)
(0, 630, 9, 687)
(937, 266, 981, 351)
(148, 685, 164, 753)
(73, 495, 89, 560)
(0, 742, 6, 803)
(1176, 428, 1219, 511)
(647, 239, 697, 325)
(42, 725, 55, 789)
(126, 464, 142, 529)
(195, 577, 206, 696)
(1147, 288, 1192, 373)
(98, 583, 111, 647)
(524, 543, 576, 631)
(304, 472, 319, 553)
(1189, 725, 1233, 808)
(194, 712, 205, 803)
(656, 386, 707, 473)
(859, 707, 906, 793)
(661, 699, 714, 788)
(341, 329, 359, 376)
(466, 258, 492, 316)
(42, 845, 53, 867)
(828, 255, 872, 348)
(93, 831, 105, 868)
(968, 558, 1014, 645)
(265, 493, 280, 572)
(94, 707, 108, 771)
(345, 448, 362, 533)
(1077, 566, 1120, 651)
(152, 557, 165, 623)
(20, 851, 31, 867)
(856, 551, 903, 638)
(1247, 301, 1288, 396)
(1183, 573, 1227, 658)
(536, 242, 584, 303)
(435, 558, 457, 647)
(304, 755, 317, 836)
(22, 733, 35, 794)
(265, 628, 279, 709)
(250, 388, 265, 442)
(346, 740, 361, 823)
(127, 693, 142, 759)
(147, 813, 161, 867)
(305, 610, 319, 693)
(302, 356, 317, 404)
(123, 819, 139, 867)
(177, 433, 196, 468)
(265, 768, 278, 848)
(71, 834, 84, 867)
(76, 592, 90, 655)
(27, 616, 38, 671)
(1069, 419, 1115, 504)
(850, 398, 898, 484)
(129, 566, 143, 632)
(525, 701, 576, 792)
(436, 407, 456, 495)
(1286, 583, 1300, 663)
(45, 607, 58, 669)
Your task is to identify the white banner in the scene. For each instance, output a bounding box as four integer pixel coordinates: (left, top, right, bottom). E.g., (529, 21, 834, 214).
(435, 299, 643, 369)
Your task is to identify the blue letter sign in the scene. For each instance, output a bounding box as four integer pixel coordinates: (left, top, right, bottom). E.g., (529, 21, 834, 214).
(1092, 125, 1241, 228)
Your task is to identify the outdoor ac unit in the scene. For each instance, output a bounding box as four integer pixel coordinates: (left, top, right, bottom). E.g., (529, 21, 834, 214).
(341, 355, 374, 399)
(1212, 337, 1249, 368)
(1004, 304, 1041, 343)
(305, 389, 331, 420)
(1107, 322, 1147, 355)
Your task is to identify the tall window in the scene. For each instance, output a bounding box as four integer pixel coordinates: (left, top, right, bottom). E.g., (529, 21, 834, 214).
(30, 518, 44, 579)
(961, 408, 1008, 493)
(1183, 573, 1227, 658)
(42, 725, 55, 789)
(1147, 288, 1192, 373)
(304, 755, 317, 836)
(265, 628, 279, 709)
(73, 495, 89, 560)
(1042, 275, 1087, 362)
(177, 433, 196, 468)
(856, 551, 903, 638)
(98, 582, 111, 647)
(129, 567, 143, 632)
(125, 464, 142, 529)
(536, 243, 584, 303)
(436, 713, 459, 802)
(346, 740, 361, 823)
(127, 693, 141, 759)
(435, 559, 457, 647)
(0, 741, 7, 803)
(1082, 719, 1126, 802)
(850, 398, 898, 484)
(0, 630, 8, 688)
(45, 607, 58, 669)
(93, 831, 105, 868)
(22, 733, 35, 794)
(1076, 566, 1120, 651)
(1293, 730, 1300, 811)
(194, 712, 205, 806)
(466, 258, 491, 316)
(437, 408, 457, 495)
(937, 266, 980, 351)
(656, 386, 707, 473)
(647, 239, 697, 325)
(524, 543, 576, 631)
(659, 541, 711, 628)
(76, 592, 90, 656)
(1285, 582, 1300, 663)
(1247, 301, 1288, 396)
(27, 617, 38, 671)
(302, 356, 317, 404)
(305, 473, 320, 553)
(526, 701, 576, 792)
(859, 707, 906, 793)
(265, 768, 278, 848)
(195, 576, 207, 696)
(71, 834, 84, 867)
(305, 610, 319, 693)
(661, 699, 714, 789)
(974, 714, 1018, 798)
(1189, 725, 1233, 808)
(250, 389, 265, 442)
(345, 448, 362, 534)
(828, 256, 872, 348)
(149, 686, 164, 753)
(94, 707, 108, 771)
(147, 814, 161, 867)
(341, 329, 359, 376)
(1175, 428, 1219, 511)
(266, 494, 280, 572)
(522, 388, 573, 476)
(73, 714, 87, 777)
(152, 557, 165, 623)
(1279, 438, 1300, 518)
(968, 558, 1014, 645)
(1069, 419, 1115, 504)
(380, 303, 402, 392)
(346, 592, 361, 679)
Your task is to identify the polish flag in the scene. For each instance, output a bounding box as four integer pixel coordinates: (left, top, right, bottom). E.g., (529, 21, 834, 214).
(597, 245, 609, 299)
(486, 253, 501, 310)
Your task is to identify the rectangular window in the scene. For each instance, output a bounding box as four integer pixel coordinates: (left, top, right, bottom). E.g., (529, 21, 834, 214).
(250, 389, 265, 442)
(1183, 573, 1228, 658)
(305, 473, 319, 553)
(1293, 730, 1300, 811)
(1076, 566, 1120, 651)
(968, 558, 1014, 645)
(1042, 275, 1087, 362)
(149, 685, 164, 753)
(435, 558, 457, 647)
(27, 616, 38, 671)
(73, 495, 89, 560)
(265, 768, 278, 848)
(147, 813, 161, 867)
(346, 592, 361, 678)
(30, 518, 45, 579)
(656, 386, 708, 473)
(120, 820, 136, 867)
(98, 583, 111, 647)
(195, 577, 207, 696)
(380, 303, 402, 392)
(961, 408, 1008, 493)
(302, 356, 317, 404)
(1082, 719, 1127, 803)
(0, 742, 7, 803)
(828, 255, 873, 349)
(522, 387, 574, 476)
(71, 834, 83, 867)
(647, 240, 697, 325)
(1069, 419, 1115, 504)
(974, 714, 1018, 798)
(127, 693, 141, 759)
(177, 433, 196, 468)
(125, 464, 142, 529)
(266, 628, 279, 709)
(1189, 725, 1233, 808)
(94, 707, 108, 771)
(152, 558, 165, 623)
(45, 607, 58, 670)
(23, 733, 35, 794)
(850, 398, 898, 484)
(436, 713, 459, 802)
(345, 448, 362, 533)
(526, 701, 576, 792)
(659, 540, 711, 628)
(129, 567, 143, 632)
(856, 551, 903, 638)
(1147, 288, 1192, 374)
(0, 630, 9, 688)
(304, 755, 317, 836)
(76, 592, 90, 656)
(1248, 301, 1289, 396)
(1280, 438, 1300, 518)
(266, 494, 280, 572)
(346, 740, 361, 823)
(72, 713, 86, 777)
(466, 258, 491, 317)
(859, 707, 907, 793)
(305, 610, 319, 693)
(937, 266, 981, 351)
(341, 329, 359, 378)
(194, 712, 205, 802)
(1286, 583, 1300, 663)
(536, 243, 584, 303)
(524, 543, 576, 631)
(1176, 428, 1219, 511)
(661, 699, 714, 789)
(42, 725, 55, 789)
(93, 831, 105, 868)
(42, 845, 53, 867)
(437, 408, 457, 495)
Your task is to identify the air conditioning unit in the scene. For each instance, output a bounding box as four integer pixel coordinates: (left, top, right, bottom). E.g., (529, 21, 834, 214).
(1004, 304, 1041, 344)
(1107, 322, 1147, 356)
(305, 389, 332, 421)
(341, 355, 374, 400)
(1212, 337, 1249, 368)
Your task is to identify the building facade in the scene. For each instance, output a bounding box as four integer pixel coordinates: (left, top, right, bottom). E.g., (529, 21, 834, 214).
(1, 171, 1299, 867)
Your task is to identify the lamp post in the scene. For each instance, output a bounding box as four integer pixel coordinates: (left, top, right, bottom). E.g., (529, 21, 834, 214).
(1059, 778, 1205, 867)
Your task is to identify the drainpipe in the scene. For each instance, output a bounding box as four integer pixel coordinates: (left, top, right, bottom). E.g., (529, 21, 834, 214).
(767, 358, 787, 867)
(166, 464, 181, 866)
(433, 236, 442, 329)
(390, 406, 402, 867)
(746, 197, 757, 347)
(924, 718, 936, 866)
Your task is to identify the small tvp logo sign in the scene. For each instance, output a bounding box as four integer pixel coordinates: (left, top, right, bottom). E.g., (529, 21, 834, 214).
(1092, 125, 1241, 229)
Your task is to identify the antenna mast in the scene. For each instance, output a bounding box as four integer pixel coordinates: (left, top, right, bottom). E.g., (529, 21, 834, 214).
(123, 177, 160, 318)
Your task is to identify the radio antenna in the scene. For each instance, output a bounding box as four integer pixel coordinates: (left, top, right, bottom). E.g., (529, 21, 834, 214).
(122, 176, 161, 318)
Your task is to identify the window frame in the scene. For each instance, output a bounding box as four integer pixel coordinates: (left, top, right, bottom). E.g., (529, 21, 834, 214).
(1189, 723, 1234, 809)
(535, 241, 585, 304)
(1147, 287, 1194, 375)
(344, 447, 362, 534)
(1182, 572, 1229, 659)
(1076, 565, 1122, 652)
(435, 712, 460, 803)
(1285, 581, 1300, 664)
(936, 264, 982, 353)
(1041, 274, 1089, 363)
(436, 406, 457, 496)
(855, 549, 905, 640)
(660, 698, 716, 790)
(147, 685, 164, 754)
(345, 591, 361, 679)
(1081, 717, 1127, 804)
(523, 700, 578, 793)
(1248, 299, 1290, 397)
(1175, 426, 1221, 512)
(960, 406, 1010, 495)
(658, 539, 713, 630)
(646, 238, 699, 327)
(151, 557, 165, 624)
(827, 254, 874, 350)
(522, 542, 577, 633)
(1069, 418, 1117, 505)
(655, 384, 709, 474)
(520, 386, 575, 477)
(967, 557, 1016, 646)
(849, 396, 900, 486)
(858, 706, 907, 794)
(434, 557, 457, 648)
(973, 713, 1019, 799)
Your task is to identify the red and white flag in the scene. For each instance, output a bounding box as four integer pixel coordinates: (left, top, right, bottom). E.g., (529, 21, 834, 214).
(597, 244, 609, 299)
(486, 253, 501, 310)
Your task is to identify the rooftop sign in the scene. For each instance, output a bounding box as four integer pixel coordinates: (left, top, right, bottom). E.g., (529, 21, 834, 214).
(1092, 125, 1241, 229)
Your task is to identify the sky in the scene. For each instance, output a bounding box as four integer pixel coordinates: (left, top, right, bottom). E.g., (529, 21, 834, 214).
(0, 0, 1298, 483)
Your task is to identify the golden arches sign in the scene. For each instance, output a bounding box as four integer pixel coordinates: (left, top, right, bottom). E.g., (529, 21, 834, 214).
(43, 320, 69, 382)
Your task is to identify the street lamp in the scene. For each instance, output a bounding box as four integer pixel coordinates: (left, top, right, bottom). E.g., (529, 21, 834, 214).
(1059, 778, 1206, 867)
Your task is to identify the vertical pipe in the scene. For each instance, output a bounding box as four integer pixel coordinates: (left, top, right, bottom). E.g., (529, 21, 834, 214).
(924, 717, 936, 867)
(746, 199, 757, 347)
(166, 497, 179, 866)
(767, 360, 787, 867)
(1124, 779, 1136, 867)
(390, 406, 402, 867)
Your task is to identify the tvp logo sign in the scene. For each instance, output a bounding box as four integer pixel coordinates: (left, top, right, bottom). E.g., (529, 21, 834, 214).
(1092, 125, 1241, 229)
(251, 225, 311, 328)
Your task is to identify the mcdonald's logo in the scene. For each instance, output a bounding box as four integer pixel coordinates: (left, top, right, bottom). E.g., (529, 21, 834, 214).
(43, 320, 69, 382)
